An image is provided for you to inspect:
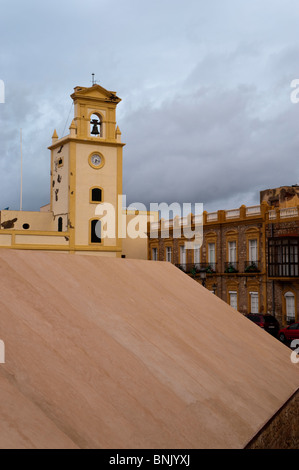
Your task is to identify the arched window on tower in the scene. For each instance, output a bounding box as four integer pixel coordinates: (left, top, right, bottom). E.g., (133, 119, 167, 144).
(58, 217, 63, 232)
(91, 187, 102, 203)
(90, 113, 102, 137)
(91, 219, 101, 244)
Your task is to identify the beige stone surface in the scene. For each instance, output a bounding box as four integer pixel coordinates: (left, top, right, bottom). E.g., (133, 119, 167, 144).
(0, 249, 298, 449)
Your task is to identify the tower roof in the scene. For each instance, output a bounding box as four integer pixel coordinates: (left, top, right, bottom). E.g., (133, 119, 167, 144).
(71, 84, 121, 104)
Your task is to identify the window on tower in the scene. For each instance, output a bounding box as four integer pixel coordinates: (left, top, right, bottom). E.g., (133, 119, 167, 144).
(91, 187, 102, 203)
(91, 219, 102, 244)
(58, 217, 63, 232)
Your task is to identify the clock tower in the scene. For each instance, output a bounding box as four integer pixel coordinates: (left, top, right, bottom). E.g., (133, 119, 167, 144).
(48, 83, 124, 256)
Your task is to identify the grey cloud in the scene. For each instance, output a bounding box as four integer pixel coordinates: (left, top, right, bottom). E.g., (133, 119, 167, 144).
(121, 78, 299, 211)
(0, 0, 299, 214)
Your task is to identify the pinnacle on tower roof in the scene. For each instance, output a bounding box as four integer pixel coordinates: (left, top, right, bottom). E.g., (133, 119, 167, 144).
(52, 129, 58, 139)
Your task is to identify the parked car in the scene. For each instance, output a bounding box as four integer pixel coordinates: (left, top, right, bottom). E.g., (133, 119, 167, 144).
(278, 323, 299, 344)
(245, 314, 280, 337)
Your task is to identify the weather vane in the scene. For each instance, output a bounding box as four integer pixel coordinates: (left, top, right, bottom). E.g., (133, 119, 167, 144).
(91, 73, 98, 86)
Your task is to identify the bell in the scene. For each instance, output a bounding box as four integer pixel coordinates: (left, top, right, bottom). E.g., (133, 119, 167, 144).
(90, 118, 100, 135)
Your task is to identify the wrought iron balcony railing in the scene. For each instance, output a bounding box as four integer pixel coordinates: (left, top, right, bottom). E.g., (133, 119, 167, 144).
(175, 263, 217, 274)
(244, 261, 260, 273)
(224, 261, 239, 273)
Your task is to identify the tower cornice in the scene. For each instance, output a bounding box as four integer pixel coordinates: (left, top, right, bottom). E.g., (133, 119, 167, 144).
(48, 136, 125, 151)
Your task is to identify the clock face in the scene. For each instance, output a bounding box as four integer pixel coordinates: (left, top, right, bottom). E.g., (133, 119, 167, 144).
(89, 152, 105, 169)
(91, 154, 102, 166)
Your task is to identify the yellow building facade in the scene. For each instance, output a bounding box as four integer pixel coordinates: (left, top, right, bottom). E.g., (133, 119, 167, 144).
(0, 84, 156, 257)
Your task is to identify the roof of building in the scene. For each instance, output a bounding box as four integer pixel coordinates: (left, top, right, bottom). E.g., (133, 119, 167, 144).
(0, 249, 298, 449)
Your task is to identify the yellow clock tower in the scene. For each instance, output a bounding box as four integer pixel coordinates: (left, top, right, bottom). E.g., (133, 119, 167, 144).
(0, 82, 156, 258)
(48, 84, 124, 256)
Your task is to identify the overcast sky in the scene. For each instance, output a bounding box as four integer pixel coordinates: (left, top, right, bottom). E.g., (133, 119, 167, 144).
(0, 0, 299, 214)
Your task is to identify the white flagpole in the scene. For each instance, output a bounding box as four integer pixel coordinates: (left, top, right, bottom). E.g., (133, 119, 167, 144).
(20, 128, 22, 211)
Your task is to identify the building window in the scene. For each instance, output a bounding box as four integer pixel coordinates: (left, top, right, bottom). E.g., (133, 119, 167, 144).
(250, 292, 259, 314)
(91, 187, 102, 203)
(152, 247, 158, 261)
(228, 241, 236, 263)
(225, 240, 238, 272)
(58, 217, 63, 232)
(229, 291, 238, 310)
(180, 245, 186, 265)
(91, 219, 101, 243)
(208, 243, 215, 263)
(194, 245, 200, 267)
(249, 239, 258, 262)
(268, 237, 299, 277)
(166, 246, 172, 263)
(285, 292, 295, 323)
(208, 242, 216, 268)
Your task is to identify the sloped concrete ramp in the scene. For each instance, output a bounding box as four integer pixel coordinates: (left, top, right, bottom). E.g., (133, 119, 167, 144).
(0, 249, 298, 449)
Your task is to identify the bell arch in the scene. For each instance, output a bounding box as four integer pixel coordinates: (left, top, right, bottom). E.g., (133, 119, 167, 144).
(89, 112, 103, 137)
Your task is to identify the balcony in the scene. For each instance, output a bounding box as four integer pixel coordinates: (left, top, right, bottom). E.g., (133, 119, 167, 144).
(175, 263, 217, 275)
(268, 237, 299, 278)
(224, 261, 239, 273)
(244, 261, 261, 273)
(268, 263, 299, 278)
